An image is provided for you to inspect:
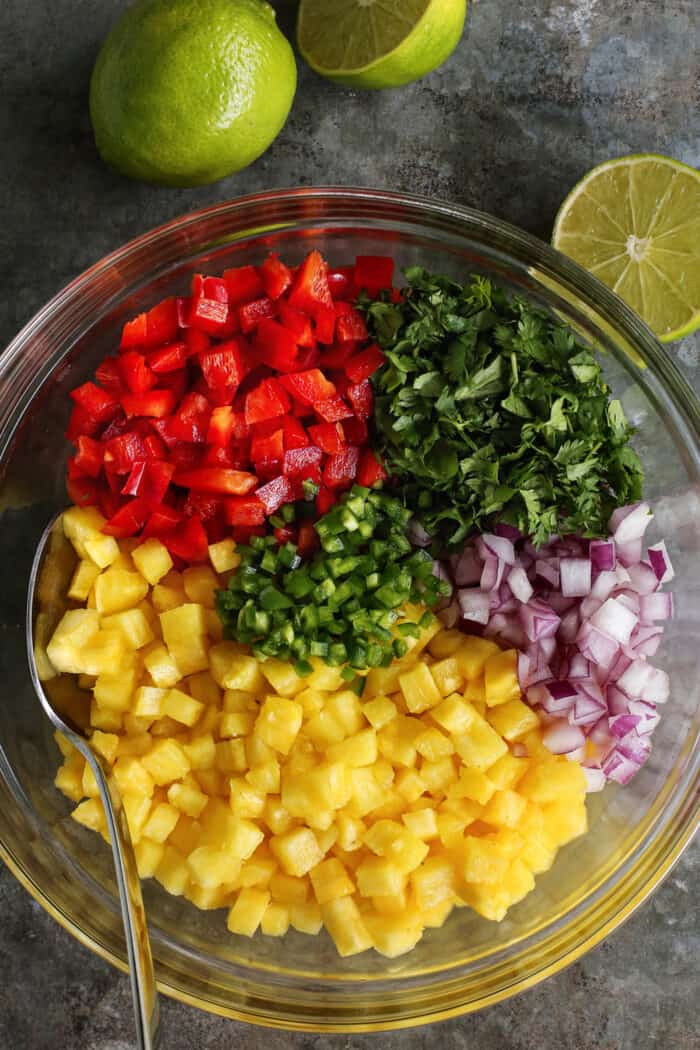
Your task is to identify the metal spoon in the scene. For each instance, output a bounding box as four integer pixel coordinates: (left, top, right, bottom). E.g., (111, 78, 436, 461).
(26, 514, 160, 1050)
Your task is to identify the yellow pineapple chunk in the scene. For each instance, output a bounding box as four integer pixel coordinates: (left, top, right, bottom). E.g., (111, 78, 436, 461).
(46, 609, 101, 673)
(143, 643, 181, 688)
(113, 756, 155, 798)
(246, 760, 280, 794)
(309, 858, 354, 904)
(326, 728, 377, 767)
(160, 604, 209, 676)
(62, 506, 106, 558)
(399, 662, 442, 713)
(101, 608, 154, 650)
(181, 565, 218, 608)
(93, 658, 139, 711)
(227, 888, 270, 936)
(427, 628, 466, 659)
(259, 658, 307, 697)
(90, 730, 119, 765)
(459, 836, 510, 884)
(229, 778, 266, 819)
(410, 857, 455, 911)
(482, 789, 527, 829)
(188, 846, 241, 888)
(415, 726, 454, 761)
(134, 837, 165, 878)
(133, 686, 166, 722)
(487, 752, 530, 790)
(454, 636, 500, 679)
(269, 872, 309, 904)
(261, 901, 289, 937)
(83, 533, 120, 569)
(449, 767, 495, 805)
(429, 657, 464, 697)
(364, 820, 429, 874)
(141, 739, 190, 785)
(270, 827, 323, 877)
(364, 911, 423, 958)
(321, 897, 372, 957)
(132, 538, 173, 585)
(54, 763, 84, 802)
(356, 857, 405, 898)
(540, 798, 588, 846)
(156, 844, 189, 895)
(402, 807, 438, 840)
(237, 852, 277, 889)
(208, 537, 240, 574)
(362, 695, 397, 730)
(121, 794, 153, 845)
(209, 643, 265, 691)
(518, 758, 586, 803)
(162, 688, 204, 727)
(183, 733, 216, 770)
(255, 697, 303, 755)
(167, 780, 208, 818)
(94, 566, 149, 615)
(453, 714, 508, 771)
(68, 560, 101, 602)
(487, 698, 540, 741)
(484, 648, 521, 707)
(289, 900, 323, 935)
(187, 671, 221, 706)
(72, 797, 105, 832)
(220, 711, 255, 738)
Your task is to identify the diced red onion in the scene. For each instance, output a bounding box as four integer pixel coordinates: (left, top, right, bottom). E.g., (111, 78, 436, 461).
(494, 523, 522, 542)
(450, 547, 482, 586)
(647, 540, 674, 584)
(625, 562, 658, 595)
(616, 538, 644, 567)
(591, 569, 618, 602)
(602, 750, 641, 785)
(589, 539, 616, 572)
(609, 713, 642, 738)
(535, 559, 560, 587)
(543, 720, 586, 754)
(519, 599, 561, 641)
(617, 730, 651, 764)
(480, 555, 505, 592)
(568, 652, 591, 679)
(581, 765, 606, 792)
(408, 519, 432, 547)
(508, 565, 533, 603)
(639, 592, 674, 621)
(560, 557, 592, 597)
(617, 659, 653, 696)
(611, 501, 653, 543)
(577, 621, 619, 667)
(457, 588, 490, 625)
(480, 533, 516, 565)
(630, 624, 663, 657)
(590, 597, 638, 645)
(640, 666, 670, 704)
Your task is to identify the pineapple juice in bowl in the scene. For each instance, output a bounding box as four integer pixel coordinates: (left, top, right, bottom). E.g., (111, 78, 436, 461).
(1, 189, 698, 1029)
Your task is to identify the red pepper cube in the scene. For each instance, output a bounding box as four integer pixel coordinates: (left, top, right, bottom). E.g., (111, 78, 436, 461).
(184, 328, 211, 357)
(239, 296, 277, 334)
(347, 379, 373, 421)
(317, 344, 356, 370)
(121, 389, 177, 419)
(119, 312, 148, 350)
(283, 445, 323, 480)
(94, 358, 124, 397)
(254, 318, 301, 373)
(118, 351, 157, 394)
(322, 447, 360, 489)
(206, 406, 236, 446)
(288, 250, 333, 315)
(70, 382, 119, 423)
(251, 428, 285, 467)
(148, 342, 188, 374)
(169, 443, 203, 471)
(296, 520, 319, 557)
(121, 460, 147, 497)
(334, 305, 368, 343)
(102, 498, 150, 538)
(200, 339, 249, 392)
(173, 466, 258, 496)
(120, 298, 179, 350)
(281, 416, 310, 450)
(274, 525, 297, 546)
(314, 395, 354, 423)
(341, 416, 368, 445)
(142, 504, 183, 539)
(354, 255, 395, 295)
(66, 474, 102, 508)
(308, 421, 346, 454)
(103, 432, 148, 473)
(344, 344, 386, 384)
(255, 474, 295, 515)
(327, 267, 355, 300)
(224, 496, 266, 527)
(174, 391, 212, 441)
(278, 303, 315, 348)
(163, 515, 209, 563)
(200, 276, 229, 303)
(260, 253, 292, 300)
(244, 378, 291, 425)
(223, 265, 264, 304)
(183, 491, 225, 525)
(123, 459, 175, 507)
(189, 295, 230, 335)
(278, 368, 336, 405)
(202, 444, 235, 468)
(175, 297, 191, 329)
(72, 435, 104, 477)
(143, 432, 168, 460)
(313, 305, 336, 345)
(356, 449, 387, 488)
(315, 485, 338, 515)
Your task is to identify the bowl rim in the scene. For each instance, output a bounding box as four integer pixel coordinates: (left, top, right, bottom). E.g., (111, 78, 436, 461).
(1, 185, 698, 1030)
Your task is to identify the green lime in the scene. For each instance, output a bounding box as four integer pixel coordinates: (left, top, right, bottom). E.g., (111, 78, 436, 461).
(553, 154, 700, 343)
(90, 0, 297, 187)
(297, 0, 467, 90)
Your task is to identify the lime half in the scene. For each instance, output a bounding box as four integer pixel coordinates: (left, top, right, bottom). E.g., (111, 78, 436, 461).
(553, 154, 700, 343)
(297, 0, 467, 89)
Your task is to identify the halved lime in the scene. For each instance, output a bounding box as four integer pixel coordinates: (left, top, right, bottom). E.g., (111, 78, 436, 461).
(553, 154, 700, 343)
(297, 0, 467, 90)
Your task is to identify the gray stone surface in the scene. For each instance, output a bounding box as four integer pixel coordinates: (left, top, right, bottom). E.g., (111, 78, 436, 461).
(0, 0, 698, 1047)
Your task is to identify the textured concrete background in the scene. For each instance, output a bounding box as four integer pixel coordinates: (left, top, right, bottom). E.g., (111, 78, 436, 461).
(1, 0, 698, 1047)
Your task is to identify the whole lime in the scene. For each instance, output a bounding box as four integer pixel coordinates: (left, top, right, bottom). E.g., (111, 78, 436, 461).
(90, 0, 297, 187)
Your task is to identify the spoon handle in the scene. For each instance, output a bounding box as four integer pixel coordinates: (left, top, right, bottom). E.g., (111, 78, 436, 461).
(88, 748, 160, 1050)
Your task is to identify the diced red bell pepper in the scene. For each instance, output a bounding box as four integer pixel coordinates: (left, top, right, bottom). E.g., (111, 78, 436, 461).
(163, 515, 209, 563)
(172, 391, 211, 443)
(245, 378, 291, 425)
(70, 382, 119, 423)
(207, 406, 236, 446)
(314, 395, 354, 423)
(334, 304, 368, 343)
(200, 339, 249, 392)
(99, 413, 129, 443)
(169, 443, 203, 471)
(239, 296, 276, 334)
(296, 520, 319, 557)
(288, 250, 333, 314)
(73, 435, 103, 478)
(149, 342, 188, 373)
(345, 343, 385, 383)
(255, 474, 294, 515)
(260, 253, 292, 299)
(251, 428, 284, 467)
(122, 459, 175, 507)
(149, 418, 179, 450)
(176, 297, 191, 329)
(155, 367, 188, 403)
(315, 485, 338, 515)
(347, 379, 373, 421)
(354, 255, 395, 295)
(94, 358, 124, 397)
(103, 431, 148, 473)
(118, 350, 156, 394)
(317, 344, 356, 370)
(184, 328, 211, 357)
(341, 416, 368, 445)
(142, 504, 183, 539)
(121, 389, 177, 419)
(143, 432, 168, 460)
(255, 318, 300, 373)
(173, 467, 258, 495)
(188, 275, 236, 336)
(274, 524, 297, 546)
(120, 298, 179, 350)
(322, 447, 360, 489)
(278, 369, 336, 405)
(308, 421, 346, 454)
(283, 445, 323, 481)
(102, 498, 149, 537)
(223, 265, 264, 304)
(356, 448, 388, 488)
(281, 416, 310, 450)
(202, 443, 235, 468)
(66, 474, 101, 507)
(278, 303, 315, 348)
(313, 305, 336, 345)
(327, 267, 355, 299)
(224, 496, 266, 527)
(183, 491, 225, 525)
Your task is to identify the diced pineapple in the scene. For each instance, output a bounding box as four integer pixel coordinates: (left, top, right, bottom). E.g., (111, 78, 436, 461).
(483, 648, 521, 707)
(237, 853, 277, 889)
(122, 793, 153, 844)
(83, 534, 120, 569)
(344, 768, 385, 818)
(220, 711, 255, 738)
(116, 732, 152, 758)
(182, 566, 219, 608)
(143, 643, 181, 689)
(394, 768, 426, 803)
(68, 560, 101, 602)
(436, 811, 472, 848)
(185, 881, 236, 911)
(93, 657, 139, 711)
(371, 889, 407, 916)
(133, 686, 166, 722)
(141, 739, 191, 785)
(356, 857, 405, 897)
(309, 858, 354, 904)
(449, 767, 495, 805)
(254, 697, 303, 755)
(282, 762, 351, 820)
(410, 857, 455, 911)
(459, 836, 510, 884)
(208, 537, 240, 574)
(160, 604, 209, 676)
(46, 609, 101, 673)
(321, 896, 372, 957)
(183, 733, 216, 770)
(289, 900, 323, 935)
(90, 730, 119, 765)
(101, 608, 154, 650)
(245, 759, 280, 794)
(453, 636, 500, 679)
(261, 901, 289, 937)
(54, 763, 84, 802)
(362, 695, 397, 730)
(93, 567, 149, 616)
(364, 657, 417, 699)
(62, 506, 106, 559)
(420, 757, 456, 793)
(427, 629, 466, 659)
(487, 699, 540, 741)
(270, 827, 323, 877)
(132, 538, 173, 585)
(134, 837, 165, 878)
(364, 911, 423, 958)
(487, 752, 530, 790)
(327, 728, 377, 767)
(90, 700, 123, 732)
(482, 789, 527, 829)
(421, 898, 454, 928)
(113, 756, 155, 798)
(364, 820, 429, 874)
(304, 658, 345, 693)
(72, 797, 105, 832)
(269, 872, 309, 904)
(540, 798, 588, 846)
(152, 582, 186, 614)
(167, 780, 209, 818)
(188, 846, 241, 888)
(227, 888, 270, 936)
(229, 778, 266, 819)
(156, 844, 189, 895)
(215, 739, 247, 774)
(452, 714, 508, 771)
(402, 807, 438, 840)
(163, 688, 204, 727)
(415, 727, 454, 761)
(399, 662, 442, 714)
(187, 671, 221, 707)
(429, 657, 464, 697)
(460, 882, 510, 922)
(518, 758, 586, 803)
(259, 658, 307, 697)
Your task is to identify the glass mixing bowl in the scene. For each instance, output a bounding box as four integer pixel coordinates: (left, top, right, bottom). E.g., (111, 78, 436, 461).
(0, 189, 697, 1031)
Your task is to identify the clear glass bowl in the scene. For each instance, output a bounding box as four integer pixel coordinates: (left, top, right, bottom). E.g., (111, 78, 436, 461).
(0, 188, 697, 1031)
